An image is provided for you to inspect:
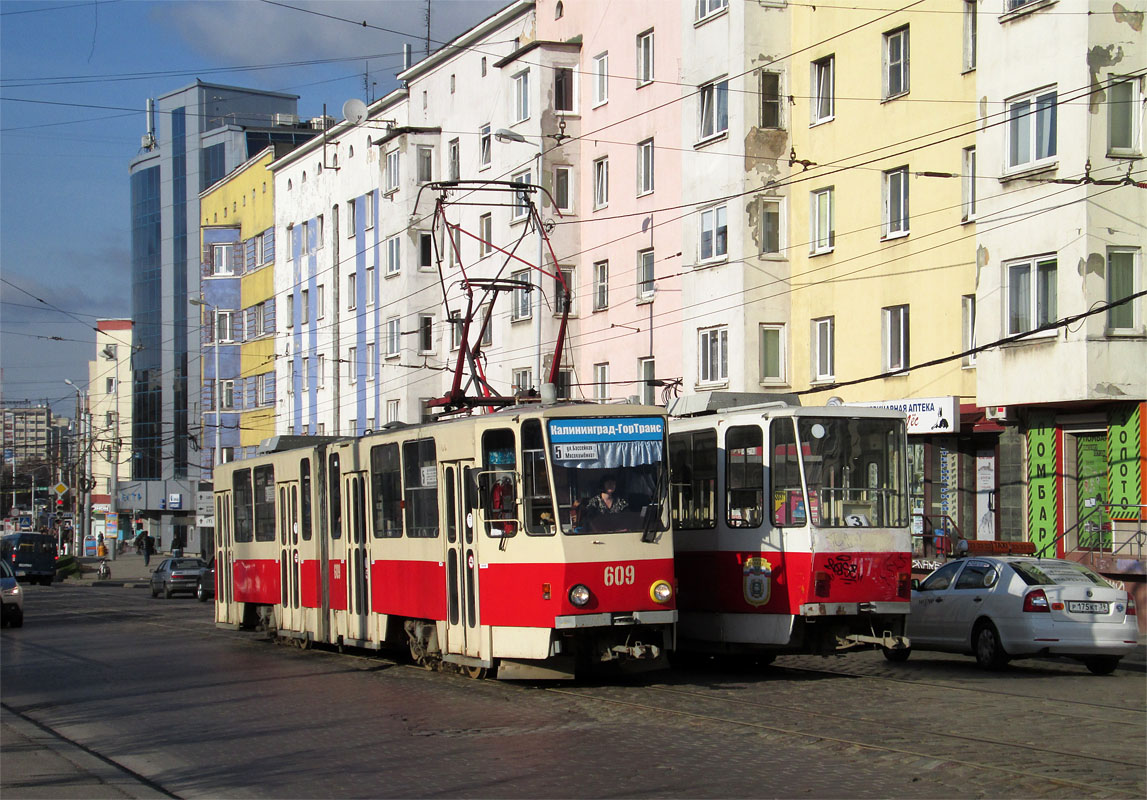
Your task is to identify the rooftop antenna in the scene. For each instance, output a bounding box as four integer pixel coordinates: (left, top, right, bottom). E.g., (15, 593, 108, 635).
(425, 0, 431, 57)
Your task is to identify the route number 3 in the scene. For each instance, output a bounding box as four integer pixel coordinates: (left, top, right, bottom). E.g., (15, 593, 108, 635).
(603, 565, 635, 586)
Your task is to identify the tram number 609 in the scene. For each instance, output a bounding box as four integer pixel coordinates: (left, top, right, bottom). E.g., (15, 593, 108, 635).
(603, 565, 635, 586)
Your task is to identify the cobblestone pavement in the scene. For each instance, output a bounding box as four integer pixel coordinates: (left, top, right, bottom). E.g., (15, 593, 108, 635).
(2, 584, 1143, 799)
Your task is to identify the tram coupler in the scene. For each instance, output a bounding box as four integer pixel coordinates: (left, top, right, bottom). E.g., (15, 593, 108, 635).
(845, 632, 910, 650)
(601, 642, 661, 662)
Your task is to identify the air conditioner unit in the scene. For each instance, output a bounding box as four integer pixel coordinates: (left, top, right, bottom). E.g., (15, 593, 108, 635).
(273, 113, 300, 127)
(985, 406, 1012, 422)
(140, 133, 155, 150)
(310, 115, 335, 131)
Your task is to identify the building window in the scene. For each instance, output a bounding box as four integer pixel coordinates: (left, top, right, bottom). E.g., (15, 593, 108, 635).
(216, 310, 235, 342)
(478, 125, 491, 168)
(348, 347, 358, 383)
(386, 235, 401, 275)
(1108, 76, 1141, 155)
(366, 343, 376, 381)
(593, 157, 609, 209)
(883, 27, 909, 99)
(554, 67, 575, 112)
(883, 166, 909, 238)
(511, 170, 531, 221)
(512, 270, 532, 320)
(212, 244, 234, 275)
(448, 227, 462, 267)
(363, 193, 374, 229)
(759, 324, 785, 382)
(882, 305, 910, 372)
(106, 377, 116, 394)
(812, 317, 834, 382)
(1006, 256, 1058, 334)
(346, 199, 356, 236)
(254, 232, 266, 265)
(479, 214, 493, 255)
(386, 399, 400, 424)
(699, 78, 728, 141)
(962, 294, 977, 366)
(316, 284, 325, 319)
(637, 139, 654, 196)
(417, 146, 433, 183)
(963, 0, 977, 72)
(554, 165, 573, 212)
(512, 368, 533, 395)
(418, 315, 434, 353)
(593, 52, 609, 106)
(638, 249, 655, 300)
(220, 380, 235, 410)
(286, 293, 294, 328)
(760, 71, 782, 129)
(699, 204, 727, 262)
(1107, 248, 1140, 330)
(698, 326, 728, 384)
(637, 30, 654, 86)
(593, 260, 609, 311)
(347, 273, 357, 310)
(759, 198, 781, 255)
(811, 56, 834, 124)
(386, 317, 401, 356)
(303, 220, 313, 254)
(555, 267, 575, 316)
(810, 187, 834, 254)
(962, 147, 977, 222)
(1007, 87, 1057, 171)
(593, 363, 610, 401)
(697, 0, 728, 21)
(366, 267, 376, 306)
(385, 150, 399, 193)
(419, 233, 434, 269)
(448, 138, 460, 181)
(639, 358, 656, 405)
(513, 70, 529, 122)
(317, 354, 326, 387)
(301, 358, 309, 391)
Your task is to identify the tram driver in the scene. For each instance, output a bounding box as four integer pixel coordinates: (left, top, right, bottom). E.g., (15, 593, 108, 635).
(579, 475, 631, 531)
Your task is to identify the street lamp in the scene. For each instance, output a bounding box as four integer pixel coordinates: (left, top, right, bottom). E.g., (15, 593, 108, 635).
(64, 378, 90, 557)
(494, 129, 544, 391)
(189, 296, 221, 471)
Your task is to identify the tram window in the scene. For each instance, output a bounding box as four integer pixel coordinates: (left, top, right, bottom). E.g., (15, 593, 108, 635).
(300, 459, 312, 541)
(482, 429, 518, 537)
(669, 430, 717, 530)
(771, 419, 806, 527)
(403, 438, 440, 538)
(445, 467, 458, 544)
(369, 443, 403, 537)
(726, 425, 764, 529)
(233, 469, 253, 542)
(253, 465, 276, 541)
(521, 420, 555, 535)
(278, 487, 287, 544)
(329, 453, 342, 539)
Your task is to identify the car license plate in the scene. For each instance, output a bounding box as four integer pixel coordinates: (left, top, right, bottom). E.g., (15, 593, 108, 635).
(1067, 601, 1109, 614)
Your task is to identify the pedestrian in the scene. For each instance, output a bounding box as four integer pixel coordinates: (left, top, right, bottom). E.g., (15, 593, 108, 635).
(142, 533, 155, 567)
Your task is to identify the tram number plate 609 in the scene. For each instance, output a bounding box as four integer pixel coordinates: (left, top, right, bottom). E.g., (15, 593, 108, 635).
(603, 565, 635, 586)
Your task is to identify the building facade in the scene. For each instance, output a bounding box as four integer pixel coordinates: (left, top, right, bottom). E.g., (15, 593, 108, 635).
(87, 320, 133, 541)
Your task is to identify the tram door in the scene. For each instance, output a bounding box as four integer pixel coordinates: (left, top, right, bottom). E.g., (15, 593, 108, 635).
(215, 491, 235, 625)
(277, 479, 302, 633)
(343, 469, 371, 645)
(442, 461, 482, 658)
(326, 450, 348, 642)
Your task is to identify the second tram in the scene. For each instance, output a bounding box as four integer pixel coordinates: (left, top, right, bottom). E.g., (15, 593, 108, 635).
(213, 402, 676, 679)
(667, 393, 912, 657)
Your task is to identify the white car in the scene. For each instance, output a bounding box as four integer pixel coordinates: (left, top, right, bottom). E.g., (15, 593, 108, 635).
(1, 559, 24, 628)
(886, 556, 1138, 674)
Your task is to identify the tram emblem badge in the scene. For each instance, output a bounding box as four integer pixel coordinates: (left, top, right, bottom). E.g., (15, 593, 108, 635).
(742, 556, 773, 607)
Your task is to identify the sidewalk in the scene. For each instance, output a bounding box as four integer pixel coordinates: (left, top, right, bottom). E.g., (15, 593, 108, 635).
(66, 551, 169, 588)
(0, 706, 168, 799)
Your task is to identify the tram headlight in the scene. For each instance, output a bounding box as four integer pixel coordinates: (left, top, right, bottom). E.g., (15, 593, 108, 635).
(568, 584, 592, 607)
(649, 580, 673, 604)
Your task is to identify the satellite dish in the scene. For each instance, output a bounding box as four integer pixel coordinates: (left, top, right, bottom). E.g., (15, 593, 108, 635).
(342, 98, 367, 125)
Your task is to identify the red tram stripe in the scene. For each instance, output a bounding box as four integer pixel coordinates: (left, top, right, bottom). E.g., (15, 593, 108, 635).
(233, 559, 280, 605)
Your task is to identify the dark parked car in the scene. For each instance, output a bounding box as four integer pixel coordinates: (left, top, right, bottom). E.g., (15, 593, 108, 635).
(150, 557, 207, 599)
(197, 558, 215, 602)
(1, 532, 57, 585)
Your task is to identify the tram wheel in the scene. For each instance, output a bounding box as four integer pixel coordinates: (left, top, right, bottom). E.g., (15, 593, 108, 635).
(297, 637, 311, 650)
(463, 665, 487, 680)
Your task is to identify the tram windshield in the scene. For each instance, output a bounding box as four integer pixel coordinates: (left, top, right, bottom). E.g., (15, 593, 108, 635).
(548, 417, 668, 534)
(772, 416, 908, 529)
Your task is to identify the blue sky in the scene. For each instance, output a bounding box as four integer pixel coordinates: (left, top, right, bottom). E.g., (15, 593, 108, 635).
(0, 0, 503, 414)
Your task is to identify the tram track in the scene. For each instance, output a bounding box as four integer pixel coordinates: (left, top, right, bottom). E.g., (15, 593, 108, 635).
(540, 675, 1145, 798)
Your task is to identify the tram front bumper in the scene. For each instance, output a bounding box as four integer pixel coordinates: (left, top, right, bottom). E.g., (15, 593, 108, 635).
(799, 601, 909, 618)
(554, 609, 677, 629)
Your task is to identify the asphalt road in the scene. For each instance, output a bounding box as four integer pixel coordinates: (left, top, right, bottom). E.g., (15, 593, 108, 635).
(2, 583, 1144, 799)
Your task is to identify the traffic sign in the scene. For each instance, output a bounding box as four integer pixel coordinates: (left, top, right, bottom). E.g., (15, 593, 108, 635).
(53, 482, 69, 497)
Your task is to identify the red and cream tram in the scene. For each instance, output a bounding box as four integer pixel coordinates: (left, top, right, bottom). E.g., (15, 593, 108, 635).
(667, 393, 912, 657)
(212, 403, 675, 679)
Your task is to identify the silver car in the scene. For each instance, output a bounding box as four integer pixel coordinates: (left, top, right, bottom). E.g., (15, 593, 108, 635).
(887, 556, 1138, 674)
(150, 557, 207, 599)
